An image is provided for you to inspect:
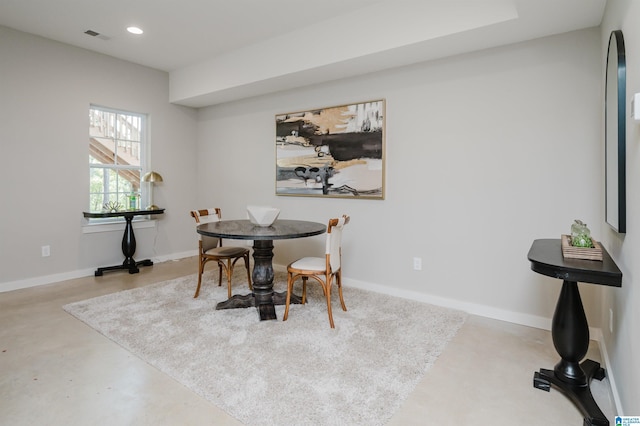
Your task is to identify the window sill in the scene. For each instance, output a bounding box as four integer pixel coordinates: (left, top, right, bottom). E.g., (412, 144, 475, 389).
(82, 219, 157, 234)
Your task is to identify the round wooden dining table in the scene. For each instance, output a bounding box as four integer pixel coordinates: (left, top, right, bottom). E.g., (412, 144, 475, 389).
(197, 219, 326, 321)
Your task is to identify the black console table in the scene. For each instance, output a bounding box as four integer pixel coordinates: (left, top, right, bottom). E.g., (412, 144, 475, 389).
(527, 239, 622, 426)
(83, 209, 165, 276)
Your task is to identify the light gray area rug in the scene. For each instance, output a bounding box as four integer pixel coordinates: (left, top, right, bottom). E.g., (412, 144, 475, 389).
(64, 272, 467, 425)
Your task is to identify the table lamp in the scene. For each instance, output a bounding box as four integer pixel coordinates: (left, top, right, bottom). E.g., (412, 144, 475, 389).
(142, 171, 163, 210)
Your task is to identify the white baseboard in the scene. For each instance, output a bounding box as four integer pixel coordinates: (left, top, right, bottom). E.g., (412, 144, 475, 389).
(0, 268, 98, 293)
(340, 275, 610, 337)
(153, 250, 198, 263)
(593, 330, 624, 415)
(0, 250, 198, 293)
(342, 275, 554, 330)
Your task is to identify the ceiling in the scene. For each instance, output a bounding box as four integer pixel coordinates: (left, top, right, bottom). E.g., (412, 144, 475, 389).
(0, 0, 608, 107)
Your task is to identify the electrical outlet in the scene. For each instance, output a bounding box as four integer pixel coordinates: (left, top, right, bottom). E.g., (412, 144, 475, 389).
(41, 245, 50, 257)
(413, 257, 422, 271)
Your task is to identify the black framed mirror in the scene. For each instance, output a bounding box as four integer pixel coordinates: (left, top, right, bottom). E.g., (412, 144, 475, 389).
(605, 30, 626, 233)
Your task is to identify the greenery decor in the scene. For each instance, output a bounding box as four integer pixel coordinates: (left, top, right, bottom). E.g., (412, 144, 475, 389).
(570, 220, 593, 248)
(103, 201, 123, 212)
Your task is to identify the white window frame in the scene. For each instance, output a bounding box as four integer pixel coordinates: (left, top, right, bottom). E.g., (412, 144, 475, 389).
(87, 105, 150, 225)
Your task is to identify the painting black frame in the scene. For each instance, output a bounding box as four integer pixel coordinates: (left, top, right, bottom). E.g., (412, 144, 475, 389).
(605, 30, 626, 233)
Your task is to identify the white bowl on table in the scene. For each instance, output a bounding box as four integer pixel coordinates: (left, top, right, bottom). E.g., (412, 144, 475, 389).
(247, 206, 280, 227)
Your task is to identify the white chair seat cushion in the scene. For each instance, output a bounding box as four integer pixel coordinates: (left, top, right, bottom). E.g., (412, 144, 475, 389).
(205, 246, 248, 257)
(290, 256, 325, 272)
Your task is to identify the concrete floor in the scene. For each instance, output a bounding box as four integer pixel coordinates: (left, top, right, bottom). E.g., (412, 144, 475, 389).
(0, 257, 617, 425)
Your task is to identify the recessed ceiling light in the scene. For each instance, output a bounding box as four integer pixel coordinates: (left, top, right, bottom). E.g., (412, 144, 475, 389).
(127, 26, 143, 35)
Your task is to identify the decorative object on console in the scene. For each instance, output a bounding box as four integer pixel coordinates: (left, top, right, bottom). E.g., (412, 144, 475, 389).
(561, 220, 602, 261)
(275, 99, 385, 199)
(247, 205, 280, 227)
(103, 201, 123, 212)
(128, 191, 139, 210)
(570, 219, 593, 248)
(561, 235, 603, 261)
(142, 171, 163, 210)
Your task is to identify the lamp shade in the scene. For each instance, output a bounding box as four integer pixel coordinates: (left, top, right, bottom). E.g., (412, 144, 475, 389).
(142, 171, 163, 183)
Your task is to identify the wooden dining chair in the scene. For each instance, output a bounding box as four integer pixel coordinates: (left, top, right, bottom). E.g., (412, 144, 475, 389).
(283, 215, 350, 328)
(190, 208, 252, 298)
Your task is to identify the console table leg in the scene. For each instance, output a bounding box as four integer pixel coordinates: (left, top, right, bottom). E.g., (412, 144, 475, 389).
(552, 280, 589, 384)
(121, 215, 139, 274)
(534, 364, 608, 425)
(533, 280, 609, 425)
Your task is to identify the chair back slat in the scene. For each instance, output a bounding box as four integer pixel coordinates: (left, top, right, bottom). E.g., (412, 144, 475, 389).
(325, 215, 349, 272)
(190, 208, 221, 224)
(191, 208, 222, 249)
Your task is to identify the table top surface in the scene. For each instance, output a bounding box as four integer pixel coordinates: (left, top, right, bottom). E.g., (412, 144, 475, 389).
(527, 238, 622, 287)
(197, 219, 326, 240)
(83, 208, 165, 218)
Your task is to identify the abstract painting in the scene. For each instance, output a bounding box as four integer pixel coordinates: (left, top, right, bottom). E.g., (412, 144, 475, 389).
(275, 100, 385, 199)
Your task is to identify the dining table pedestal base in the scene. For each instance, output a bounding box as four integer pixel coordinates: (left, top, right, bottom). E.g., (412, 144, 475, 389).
(215, 239, 302, 321)
(215, 291, 302, 319)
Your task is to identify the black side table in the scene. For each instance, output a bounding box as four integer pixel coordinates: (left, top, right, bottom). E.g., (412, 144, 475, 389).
(527, 239, 622, 426)
(83, 209, 165, 276)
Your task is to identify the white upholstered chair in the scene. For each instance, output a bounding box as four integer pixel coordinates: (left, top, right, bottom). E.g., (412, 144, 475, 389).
(190, 208, 252, 298)
(283, 215, 350, 328)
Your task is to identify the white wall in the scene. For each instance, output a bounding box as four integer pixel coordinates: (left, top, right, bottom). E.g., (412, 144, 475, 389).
(0, 26, 199, 288)
(600, 0, 640, 415)
(196, 28, 604, 328)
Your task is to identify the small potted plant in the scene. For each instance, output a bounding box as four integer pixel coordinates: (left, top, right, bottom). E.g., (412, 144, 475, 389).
(562, 219, 602, 261)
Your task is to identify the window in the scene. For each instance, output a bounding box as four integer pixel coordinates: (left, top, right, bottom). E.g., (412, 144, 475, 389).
(89, 106, 147, 212)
